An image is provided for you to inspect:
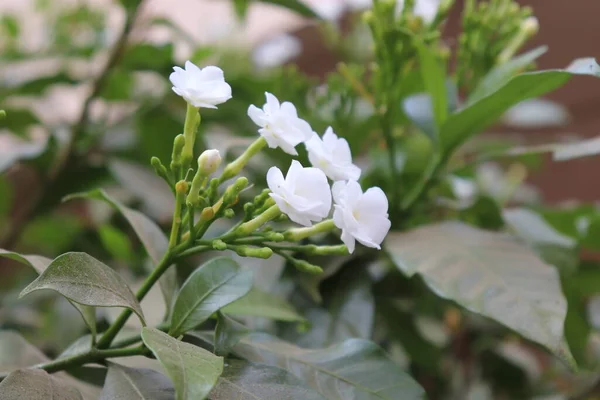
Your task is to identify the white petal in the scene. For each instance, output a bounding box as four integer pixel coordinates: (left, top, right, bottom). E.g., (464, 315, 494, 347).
(322, 127, 338, 148)
(286, 160, 304, 185)
(293, 167, 331, 217)
(331, 136, 353, 164)
(184, 60, 202, 74)
(332, 181, 348, 205)
(280, 101, 298, 118)
(264, 92, 280, 113)
(200, 65, 225, 81)
(358, 186, 389, 214)
(341, 230, 356, 253)
(304, 132, 323, 153)
(266, 166, 285, 194)
(169, 69, 186, 88)
(248, 105, 266, 127)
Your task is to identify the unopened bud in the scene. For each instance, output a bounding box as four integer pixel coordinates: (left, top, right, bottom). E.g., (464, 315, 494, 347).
(175, 180, 189, 194)
(223, 209, 235, 219)
(264, 232, 284, 242)
(170, 134, 186, 171)
(291, 258, 323, 274)
(151, 157, 171, 186)
(233, 246, 273, 259)
(212, 239, 227, 251)
(310, 245, 349, 256)
(224, 177, 248, 206)
(198, 149, 222, 176)
(200, 207, 215, 221)
(521, 16, 539, 37)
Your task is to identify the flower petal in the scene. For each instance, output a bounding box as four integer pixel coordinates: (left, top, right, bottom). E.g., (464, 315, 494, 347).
(267, 166, 285, 193)
(200, 65, 225, 81)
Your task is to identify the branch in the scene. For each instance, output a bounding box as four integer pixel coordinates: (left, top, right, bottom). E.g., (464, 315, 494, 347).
(0, 0, 146, 250)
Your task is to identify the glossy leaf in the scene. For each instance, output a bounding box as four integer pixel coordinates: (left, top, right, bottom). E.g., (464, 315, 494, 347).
(222, 287, 304, 322)
(468, 46, 548, 104)
(170, 257, 253, 336)
(234, 333, 425, 399)
(441, 58, 600, 154)
(20, 252, 145, 323)
(99, 362, 175, 400)
(214, 312, 249, 357)
(0, 250, 97, 339)
(141, 327, 224, 400)
(0, 369, 82, 400)
(64, 189, 177, 309)
(503, 208, 576, 248)
(385, 221, 574, 365)
(209, 360, 326, 400)
(416, 41, 448, 130)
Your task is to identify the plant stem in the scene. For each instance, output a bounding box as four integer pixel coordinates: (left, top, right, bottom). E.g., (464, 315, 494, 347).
(0, 0, 145, 250)
(96, 253, 172, 349)
(169, 182, 187, 249)
(219, 137, 267, 183)
(181, 103, 201, 170)
(175, 245, 211, 259)
(235, 205, 281, 236)
(284, 219, 335, 241)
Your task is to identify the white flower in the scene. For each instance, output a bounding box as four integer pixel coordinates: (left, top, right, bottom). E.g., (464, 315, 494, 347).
(169, 61, 232, 108)
(267, 160, 332, 227)
(252, 34, 302, 69)
(305, 127, 361, 181)
(198, 149, 222, 175)
(332, 180, 391, 253)
(248, 92, 313, 155)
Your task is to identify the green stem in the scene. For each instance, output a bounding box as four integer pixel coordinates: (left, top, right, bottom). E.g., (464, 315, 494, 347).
(96, 253, 172, 349)
(169, 182, 187, 249)
(284, 219, 335, 241)
(219, 137, 267, 183)
(175, 245, 211, 259)
(181, 103, 200, 170)
(36, 345, 145, 375)
(235, 205, 281, 236)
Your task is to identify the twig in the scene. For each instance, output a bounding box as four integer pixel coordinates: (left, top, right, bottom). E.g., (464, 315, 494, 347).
(0, 1, 146, 250)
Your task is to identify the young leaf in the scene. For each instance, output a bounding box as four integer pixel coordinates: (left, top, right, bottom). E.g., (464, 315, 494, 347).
(99, 362, 175, 400)
(233, 333, 425, 399)
(416, 41, 448, 132)
(0, 250, 97, 340)
(214, 312, 249, 357)
(0, 369, 82, 400)
(64, 189, 177, 309)
(467, 46, 549, 104)
(141, 327, 224, 400)
(209, 360, 326, 400)
(20, 252, 145, 324)
(222, 287, 304, 322)
(385, 221, 574, 366)
(441, 58, 600, 155)
(169, 257, 253, 337)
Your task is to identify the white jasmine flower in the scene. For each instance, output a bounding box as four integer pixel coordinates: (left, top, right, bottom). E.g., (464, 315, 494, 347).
(169, 61, 232, 108)
(332, 180, 391, 253)
(305, 127, 361, 181)
(267, 160, 332, 227)
(197, 149, 222, 175)
(248, 92, 313, 155)
(252, 34, 302, 69)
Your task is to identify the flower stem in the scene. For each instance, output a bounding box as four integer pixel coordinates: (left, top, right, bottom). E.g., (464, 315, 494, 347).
(181, 103, 201, 170)
(284, 219, 335, 241)
(235, 204, 281, 236)
(96, 252, 172, 349)
(169, 181, 188, 249)
(219, 137, 267, 183)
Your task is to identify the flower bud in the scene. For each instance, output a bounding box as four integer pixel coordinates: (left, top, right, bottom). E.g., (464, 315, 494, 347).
(223, 177, 249, 206)
(290, 258, 323, 274)
(264, 232, 284, 242)
(521, 16, 539, 37)
(151, 157, 171, 187)
(175, 180, 189, 195)
(170, 134, 186, 171)
(198, 149, 222, 176)
(233, 246, 273, 259)
(212, 239, 227, 251)
(223, 209, 235, 219)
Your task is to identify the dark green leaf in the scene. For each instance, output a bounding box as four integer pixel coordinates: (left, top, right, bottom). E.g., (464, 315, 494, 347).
(141, 327, 224, 400)
(209, 360, 326, 400)
(121, 43, 174, 72)
(254, 0, 320, 18)
(468, 46, 548, 104)
(441, 58, 600, 154)
(98, 224, 134, 262)
(234, 333, 425, 399)
(0, 369, 82, 400)
(20, 252, 145, 323)
(222, 287, 304, 322)
(416, 41, 448, 131)
(99, 69, 133, 100)
(385, 221, 574, 366)
(170, 257, 253, 336)
(99, 362, 175, 400)
(214, 312, 249, 357)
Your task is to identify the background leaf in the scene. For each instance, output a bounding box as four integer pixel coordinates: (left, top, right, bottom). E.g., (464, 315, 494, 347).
(209, 360, 326, 400)
(99, 362, 175, 400)
(170, 257, 253, 336)
(233, 333, 425, 399)
(214, 312, 249, 357)
(385, 221, 573, 365)
(20, 252, 145, 323)
(253, 0, 320, 18)
(141, 327, 224, 400)
(222, 287, 304, 322)
(0, 369, 82, 400)
(416, 41, 448, 131)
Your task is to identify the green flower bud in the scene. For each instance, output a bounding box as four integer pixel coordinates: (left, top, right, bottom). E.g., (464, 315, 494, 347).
(170, 134, 186, 171)
(291, 258, 323, 274)
(223, 177, 248, 206)
(150, 157, 171, 186)
(264, 232, 284, 242)
(223, 208, 235, 219)
(212, 239, 227, 251)
(233, 245, 273, 259)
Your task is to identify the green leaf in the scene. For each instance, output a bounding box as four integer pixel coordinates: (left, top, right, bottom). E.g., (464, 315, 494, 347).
(0, 369, 82, 400)
(233, 0, 250, 19)
(141, 327, 224, 400)
(441, 58, 600, 154)
(121, 43, 174, 72)
(468, 46, 548, 104)
(99, 362, 175, 400)
(385, 221, 574, 366)
(99, 69, 133, 101)
(98, 224, 134, 262)
(20, 252, 145, 324)
(209, 360, 326, 400)
(416, 41, 448, 131)
(234, 333, 425, 399)
(502, 208, 576, 249)
(254, 0, 320, 18)
(553, 136, 600, 162)
(64, 189, 176, 309)
(222, 287, 304, 322)
(0, 250, 97, 341)
(170, 257, 253, 336)
(0, 133, 47, 173)
(214, 312, 249, 357)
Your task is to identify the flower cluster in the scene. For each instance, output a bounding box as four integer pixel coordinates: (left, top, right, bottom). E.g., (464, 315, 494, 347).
(170, 61, 391, 253)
